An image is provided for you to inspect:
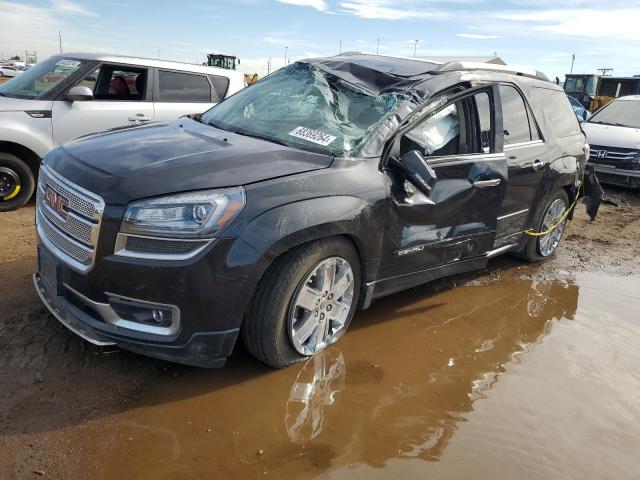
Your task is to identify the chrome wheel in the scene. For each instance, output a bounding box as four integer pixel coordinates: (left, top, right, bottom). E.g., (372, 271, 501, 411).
(289, 257, 355, 356)
(538, 198, 567, 257)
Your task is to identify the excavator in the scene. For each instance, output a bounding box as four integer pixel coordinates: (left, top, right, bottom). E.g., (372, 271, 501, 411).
(207, 53, 259, 85)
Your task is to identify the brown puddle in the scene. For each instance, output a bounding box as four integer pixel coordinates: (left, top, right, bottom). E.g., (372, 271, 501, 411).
(78, 269, 640, 480)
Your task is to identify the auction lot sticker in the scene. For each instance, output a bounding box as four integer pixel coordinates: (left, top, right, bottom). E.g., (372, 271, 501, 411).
(289, 126, 336, 146)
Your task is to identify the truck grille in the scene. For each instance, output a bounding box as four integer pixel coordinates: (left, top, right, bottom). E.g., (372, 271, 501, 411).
(589, 145, 639, 163)
(36, 165, 104, 272)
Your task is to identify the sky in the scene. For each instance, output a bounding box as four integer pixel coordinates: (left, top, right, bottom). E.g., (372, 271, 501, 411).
(1, 0, 640, 80)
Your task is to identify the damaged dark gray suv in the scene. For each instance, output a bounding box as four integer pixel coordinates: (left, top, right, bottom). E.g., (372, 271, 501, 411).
(34, 54, 600, 368)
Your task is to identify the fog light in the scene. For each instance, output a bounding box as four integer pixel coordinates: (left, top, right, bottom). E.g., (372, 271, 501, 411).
(152, 309, 165, 323)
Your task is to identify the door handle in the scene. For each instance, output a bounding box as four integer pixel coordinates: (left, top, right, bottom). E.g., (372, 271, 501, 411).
(532, 159, 546, 171)
(129, 114, 151, 122)
(473, 178, 501, 188)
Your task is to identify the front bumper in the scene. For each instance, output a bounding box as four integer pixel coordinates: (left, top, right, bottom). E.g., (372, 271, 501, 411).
(33, 229, 265, 367)
(590, 163, 640, 186)
(34, 271, 239, 368)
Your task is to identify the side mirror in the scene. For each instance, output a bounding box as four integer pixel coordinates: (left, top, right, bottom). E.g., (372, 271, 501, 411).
(64, 86, 93, 102)
(396, 150, 437, 196)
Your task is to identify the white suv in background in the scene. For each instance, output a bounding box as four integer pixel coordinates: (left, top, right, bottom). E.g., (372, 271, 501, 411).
(582, 95, 640, 189)
(0, 53, 245, 210)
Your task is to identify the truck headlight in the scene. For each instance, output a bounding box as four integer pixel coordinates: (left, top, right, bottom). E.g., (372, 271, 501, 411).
(121, 187, 245, 239)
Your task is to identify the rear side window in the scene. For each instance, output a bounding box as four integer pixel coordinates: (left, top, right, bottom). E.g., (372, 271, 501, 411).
(158, 70, 211, 102)
(209, 75, 230, 101)
(532, 87, 582, 138)
(499, 85, 532, 144)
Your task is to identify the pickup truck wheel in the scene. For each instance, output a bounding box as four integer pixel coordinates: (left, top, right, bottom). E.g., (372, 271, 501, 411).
(243, 238, 361, 368)
(519, 189, 570, 263)
(0, 153, 35, 212)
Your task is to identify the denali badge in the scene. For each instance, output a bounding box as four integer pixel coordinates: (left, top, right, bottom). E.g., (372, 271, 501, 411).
(44, 186, 69, 220)
(394, 245, 426, 257)
(597, 150, 608, 159)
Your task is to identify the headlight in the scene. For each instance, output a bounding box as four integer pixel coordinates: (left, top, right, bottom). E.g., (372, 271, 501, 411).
(121, 187, 245, 239)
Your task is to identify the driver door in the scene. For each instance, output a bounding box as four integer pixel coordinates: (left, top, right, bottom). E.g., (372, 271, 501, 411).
(380, 86, 508, 282)
(52, 63, 154, 146)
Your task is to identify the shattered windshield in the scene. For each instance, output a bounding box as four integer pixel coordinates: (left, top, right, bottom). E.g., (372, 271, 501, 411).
(202, 62, 407, 156)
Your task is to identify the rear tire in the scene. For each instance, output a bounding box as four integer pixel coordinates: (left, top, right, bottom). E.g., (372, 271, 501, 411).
(517, 189, 570, 263)
(0, 152, 35, 212)
(243, 238, 361, 368)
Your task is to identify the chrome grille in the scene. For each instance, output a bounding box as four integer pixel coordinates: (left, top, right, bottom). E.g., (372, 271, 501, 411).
(36, 165, 104, 272)
(589, 145, 639, 162)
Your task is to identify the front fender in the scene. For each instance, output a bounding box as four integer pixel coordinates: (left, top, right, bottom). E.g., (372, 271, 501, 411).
(241, 195, 366, 256)
(0, 111, 53, 159)
(238, 195, 385, 283)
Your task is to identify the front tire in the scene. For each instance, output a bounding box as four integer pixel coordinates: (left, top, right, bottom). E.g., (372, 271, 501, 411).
(243, 238, 361, 368)
(0, 152, 36, 212)
(518, 189, 570, 262)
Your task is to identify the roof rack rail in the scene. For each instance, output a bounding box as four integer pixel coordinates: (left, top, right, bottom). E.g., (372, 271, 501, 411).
(435, 61, 549, 82)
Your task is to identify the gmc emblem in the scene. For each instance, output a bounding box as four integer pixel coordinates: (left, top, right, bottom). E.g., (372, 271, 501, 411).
(44, 186, 69, 220)
(597, 150, 608, 159)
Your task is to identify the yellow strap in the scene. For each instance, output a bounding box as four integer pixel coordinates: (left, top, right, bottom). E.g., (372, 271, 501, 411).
(2, 184, 20, 201)
(524, 180, 583, 237)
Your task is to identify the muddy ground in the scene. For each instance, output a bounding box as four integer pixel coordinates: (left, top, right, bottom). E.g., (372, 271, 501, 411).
(1, 188, 640, 479)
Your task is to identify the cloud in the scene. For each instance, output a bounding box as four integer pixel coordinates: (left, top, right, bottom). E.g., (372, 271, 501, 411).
(457, 33, 500, 40)
(338, 0, 449, 19)
(0, 0, 105, 60)
(492, 8, 640, 41)
(276, 0, 328, 11)
(51, 0, 97, 16)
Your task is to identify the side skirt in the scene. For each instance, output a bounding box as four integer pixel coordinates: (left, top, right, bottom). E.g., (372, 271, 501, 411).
(361, 244, 517, 310)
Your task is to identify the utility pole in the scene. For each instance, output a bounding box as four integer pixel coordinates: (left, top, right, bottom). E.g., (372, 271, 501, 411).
(284, 46, 288, 67)
(597, 68, 613, 77)
(570, 53, 575, 74)
(376, 38, 380, 55)
(339, 40, 342, 54)
(58, 30, 62, 54)
(413, 39, 420, 57)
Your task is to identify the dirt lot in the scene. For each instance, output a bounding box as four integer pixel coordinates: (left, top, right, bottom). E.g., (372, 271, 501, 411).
(1, 188, 640, 479)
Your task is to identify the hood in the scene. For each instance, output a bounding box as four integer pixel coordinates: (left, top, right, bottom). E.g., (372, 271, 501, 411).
(45, 119, 333, 204)
(0, 95, 52, 112)
(582, 121, 640, 150)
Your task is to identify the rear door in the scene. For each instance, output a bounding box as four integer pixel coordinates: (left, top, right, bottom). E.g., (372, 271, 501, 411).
(153, 69, 221, 121)
(381, 86, 508, 279)
(494, 84, 546, 245)
(52, 63, 153, 146)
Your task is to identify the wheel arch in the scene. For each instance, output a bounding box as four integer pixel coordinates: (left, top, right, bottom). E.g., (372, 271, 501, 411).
(232, 195, 384, 327)
(0, 141, 42, 176)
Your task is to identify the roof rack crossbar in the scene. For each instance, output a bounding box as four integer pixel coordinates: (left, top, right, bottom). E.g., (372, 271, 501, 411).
(434, 61, 549, 82)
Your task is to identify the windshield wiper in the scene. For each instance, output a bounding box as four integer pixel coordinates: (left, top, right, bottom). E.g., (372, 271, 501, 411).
(592, 120, 632, 128)
(231, 129, 290, 147)
(206, 118, 233, 132)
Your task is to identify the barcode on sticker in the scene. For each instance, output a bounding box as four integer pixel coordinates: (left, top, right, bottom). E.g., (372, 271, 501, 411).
(289, 126, 336, 146)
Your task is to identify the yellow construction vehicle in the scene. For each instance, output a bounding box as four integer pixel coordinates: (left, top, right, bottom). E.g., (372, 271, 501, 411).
(206, 53, 259, 85)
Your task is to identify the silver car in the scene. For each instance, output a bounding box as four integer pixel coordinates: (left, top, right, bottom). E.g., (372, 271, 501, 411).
(0, 53, 245, 210)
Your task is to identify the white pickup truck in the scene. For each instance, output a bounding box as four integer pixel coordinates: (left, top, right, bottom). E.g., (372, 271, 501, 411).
(0, 53, 245, 210)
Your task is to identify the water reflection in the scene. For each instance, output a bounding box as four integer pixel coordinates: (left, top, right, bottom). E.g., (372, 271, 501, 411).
(280, 272, 579, 466)
(85, 271, 585, 478)
(286, 348, 346, 442)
